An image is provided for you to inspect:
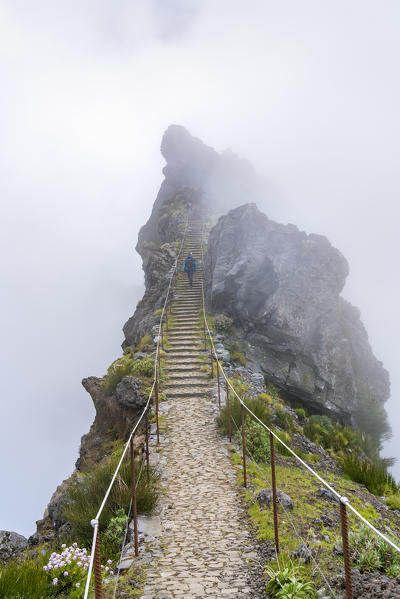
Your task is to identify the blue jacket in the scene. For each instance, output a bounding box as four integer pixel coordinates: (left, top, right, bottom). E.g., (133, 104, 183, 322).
(183, 255, 197, 273)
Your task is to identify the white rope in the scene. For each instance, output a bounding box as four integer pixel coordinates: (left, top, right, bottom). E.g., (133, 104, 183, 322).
(199, 227, 400, 556)
(83, 215, 190, 598)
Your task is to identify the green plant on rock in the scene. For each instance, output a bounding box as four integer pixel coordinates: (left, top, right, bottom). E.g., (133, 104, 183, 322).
(344, 526, 400, 576)
(131, 357, 154, 378)
(229, 342, 247, 366)
(386, 495, 400, 511)
(265, 553, 317, 598)
(213, 313, 233, 332)
(295, 408, 306, 420)
(101, 356, 135, 394)
(275, 408, 296, 433)
(104, 508, 128, 552)
(137, 334, 152, 352)
(0, 551, 49, 599)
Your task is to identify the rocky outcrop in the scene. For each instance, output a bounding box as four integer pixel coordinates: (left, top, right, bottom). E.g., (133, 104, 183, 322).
(123, 124, 267, 348)
(205, 203, 390, 432)
(0, 531, 28, 562)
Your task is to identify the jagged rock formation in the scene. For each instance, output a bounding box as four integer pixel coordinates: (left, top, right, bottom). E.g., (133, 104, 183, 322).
(205, 203, 390, 432)
(123, 124, 267, 348)
(0, 531, 28, 562)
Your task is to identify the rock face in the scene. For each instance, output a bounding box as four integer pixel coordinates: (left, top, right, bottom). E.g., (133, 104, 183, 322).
(123, 124, 266, 348)
(0, 530, 28, 562)
(205, 203, 390, 428)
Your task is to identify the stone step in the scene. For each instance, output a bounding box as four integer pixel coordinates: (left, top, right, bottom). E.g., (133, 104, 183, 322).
(166, 351, 206, 359)
(167, 371, 209, 380)
(164, 379, 210, 388)
(165, 388, 208, 399)
(164, 359, 204, 368)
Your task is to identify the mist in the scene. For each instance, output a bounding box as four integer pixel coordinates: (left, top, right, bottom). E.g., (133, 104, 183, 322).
(1, 0, 399, 537)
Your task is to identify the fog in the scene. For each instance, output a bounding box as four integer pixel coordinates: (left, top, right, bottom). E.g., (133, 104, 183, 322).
(1, 0, 399, 537)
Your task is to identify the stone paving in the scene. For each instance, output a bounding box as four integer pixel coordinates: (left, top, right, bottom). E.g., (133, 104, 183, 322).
(136, 224, 267, 598)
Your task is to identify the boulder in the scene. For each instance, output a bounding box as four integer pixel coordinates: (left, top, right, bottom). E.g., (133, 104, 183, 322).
(318, 487, 338, 503)
(290, 543, 312, 563)
(0, 530, 28, 561)
(115, 377, 147, 410)
(257, 488, 293, 510)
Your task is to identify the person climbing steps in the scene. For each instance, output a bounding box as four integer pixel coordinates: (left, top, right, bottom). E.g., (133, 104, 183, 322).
(183, 252, 197, 287)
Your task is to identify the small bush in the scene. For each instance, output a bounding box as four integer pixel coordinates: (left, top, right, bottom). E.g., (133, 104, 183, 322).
(295, 408, 306, 420)
(153, 309, 162, 316)
(265, 552, 317, 598)
(275, 431, 292, 457)
(137, 334, 152, 351)
(341, 454, 399, 496)
(229, 342, 247, 366)
(386, 495, 400, 511)
(218, 392, 273, 438)
(101, 356, 134, 394)
(131, 357, 154, 378)
(258, 393, 273, 405)
(213, 314, 233, 332)
(234, 419, 271, 463)
(275, 408, 296, 433)
(346, 526, 400, 576)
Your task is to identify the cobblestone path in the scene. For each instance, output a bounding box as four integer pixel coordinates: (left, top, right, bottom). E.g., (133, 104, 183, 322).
(138, 222, 267, 598)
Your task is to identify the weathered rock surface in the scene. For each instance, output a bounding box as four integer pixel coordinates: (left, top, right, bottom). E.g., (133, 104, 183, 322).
(0, 530, 28, 562)
(205, 203, 390, 427)
(257, 488, 294, 510)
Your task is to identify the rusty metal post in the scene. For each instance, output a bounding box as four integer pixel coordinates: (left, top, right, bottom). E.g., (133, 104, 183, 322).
(204, 320, 207, 351)
(93, 525, 102, 599)
(226, 380, 232, 442)
(269, 433, 280, 554)
(161, 320, 164, 350)
(340, 497, 354, 599)
(155, 376, 160, 446)
(166, 305, 169, 331)
(210, 346, 214, 378)
(241, 403, 247, 488)
(145, 410, 150, 476)
(130, 438, 139, 557)
(157, 350, 161, 378)
(216, 362, 221, 409)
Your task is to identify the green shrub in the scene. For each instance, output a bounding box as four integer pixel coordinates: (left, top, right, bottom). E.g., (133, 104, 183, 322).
(61, 447, 159, 552)
(101, 356, 134, 394)
(265, 383, 282, 403)
(131, 357, 154, 378)
(275, 431, 292, 457)
(229, 342, 247, 366)
(153, 309, 162, 316)
(234, 419, 271, 463)
(217, 392, 273, 438)
(386, 495, 400, 511)
(0, 551, 49, 599)
(213, 314, 233, 332)
(265, 552, 317, 598)
(104, 508, 128, 553)
(137, 334, 152, 351)
(295, 408, 306, 420)
(345, 526, 400, 576)
(275, 408, 296, 433)
(341, 454, 399, 496)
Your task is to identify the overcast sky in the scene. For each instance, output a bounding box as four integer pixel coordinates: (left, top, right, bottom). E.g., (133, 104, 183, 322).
(1, 0, 399, 537)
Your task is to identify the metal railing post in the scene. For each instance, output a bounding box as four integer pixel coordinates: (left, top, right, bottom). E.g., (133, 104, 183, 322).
(155, 375, 160, 446)
(210, 346, 214, 378)
(269, 433, 280, 554)
(241, 403, 247, 488)
(226, 380, 232, 443)
(340, 497, 354, 599)
(166, 305, 169, 332)
(130, 438, 139, 557)
(93, 525, 102, 599)
(145, 410, 150, 478)
(216, 362, 221, 409)
(161, 320, 164, 350)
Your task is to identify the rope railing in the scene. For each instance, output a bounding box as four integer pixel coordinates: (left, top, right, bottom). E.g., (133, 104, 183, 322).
(83, 215, 190, 599)
(199, 224, 400, 599)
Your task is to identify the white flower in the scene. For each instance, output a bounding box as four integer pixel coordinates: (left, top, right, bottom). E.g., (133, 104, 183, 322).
(61, 543, 66, 548)
(107, 559, 112, 565)
(76, 583, 80, 588)
(52, 578, 58, 585)
(63, 571, 68, 577)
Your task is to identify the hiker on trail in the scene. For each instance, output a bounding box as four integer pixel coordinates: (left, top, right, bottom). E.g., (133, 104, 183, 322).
(183, 252, 197, 287)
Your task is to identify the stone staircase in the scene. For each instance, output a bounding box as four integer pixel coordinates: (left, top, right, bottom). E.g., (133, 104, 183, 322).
(163, 221, 210, 400)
